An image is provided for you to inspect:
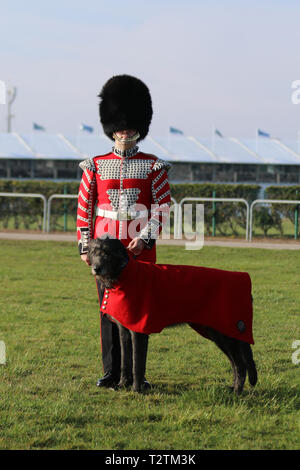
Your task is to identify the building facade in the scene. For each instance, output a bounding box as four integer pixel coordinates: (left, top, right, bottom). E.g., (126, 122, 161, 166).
(1, 132, 300, 185)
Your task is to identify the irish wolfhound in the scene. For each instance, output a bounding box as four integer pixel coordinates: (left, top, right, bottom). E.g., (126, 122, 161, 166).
(88, 237, 257, 394)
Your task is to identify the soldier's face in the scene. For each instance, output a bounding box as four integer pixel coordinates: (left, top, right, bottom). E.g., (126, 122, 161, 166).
(115, 129, 136, 140)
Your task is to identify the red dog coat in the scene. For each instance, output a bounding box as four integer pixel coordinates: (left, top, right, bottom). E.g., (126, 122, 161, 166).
(100, 256, 254, 344)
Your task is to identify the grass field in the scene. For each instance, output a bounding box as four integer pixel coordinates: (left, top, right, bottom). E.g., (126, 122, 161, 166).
(0, 240, 299, 450)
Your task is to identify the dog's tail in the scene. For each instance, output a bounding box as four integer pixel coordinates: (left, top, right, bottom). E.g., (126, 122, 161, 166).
(241, 343, 258, 387)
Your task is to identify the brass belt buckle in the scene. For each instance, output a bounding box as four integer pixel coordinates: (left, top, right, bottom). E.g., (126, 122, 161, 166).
(118, 210, 128, 220)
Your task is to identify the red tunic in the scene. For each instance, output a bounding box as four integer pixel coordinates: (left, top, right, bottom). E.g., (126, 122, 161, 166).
(76, 149, 171, 263)
(100, 255, 254, 344)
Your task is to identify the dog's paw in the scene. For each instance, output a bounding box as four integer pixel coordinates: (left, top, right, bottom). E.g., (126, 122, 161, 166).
(118, 378, 133, 389)
(132, 385, 144, 393)
(228, 385, 244, 395)
(132, 380, 152, 393)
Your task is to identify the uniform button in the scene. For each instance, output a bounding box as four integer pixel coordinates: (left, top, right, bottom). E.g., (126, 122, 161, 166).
(105, 294, 108, 298)
(102, 306, 106, 310)
(104, 301, 107, 304)
(236, 320, 246, 332)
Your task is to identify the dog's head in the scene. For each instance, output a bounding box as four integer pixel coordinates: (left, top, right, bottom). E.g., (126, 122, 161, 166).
(88, 237, 129, 288)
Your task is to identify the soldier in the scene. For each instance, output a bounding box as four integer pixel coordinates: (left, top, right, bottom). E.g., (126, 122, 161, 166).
(77, 75, 172, 388)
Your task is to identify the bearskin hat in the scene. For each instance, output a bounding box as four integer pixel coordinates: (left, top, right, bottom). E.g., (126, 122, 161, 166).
(98, 75, 153, 142)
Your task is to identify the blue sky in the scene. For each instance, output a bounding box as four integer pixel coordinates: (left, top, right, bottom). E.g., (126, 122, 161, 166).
(1, 0, 300, 138)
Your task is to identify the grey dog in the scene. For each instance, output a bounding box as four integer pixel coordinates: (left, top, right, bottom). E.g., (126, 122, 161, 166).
(88, 237, 258, 393)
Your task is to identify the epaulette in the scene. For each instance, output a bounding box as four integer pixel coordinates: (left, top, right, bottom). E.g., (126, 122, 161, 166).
(152, 158, 172, 172)
(79, 158, 96, 172)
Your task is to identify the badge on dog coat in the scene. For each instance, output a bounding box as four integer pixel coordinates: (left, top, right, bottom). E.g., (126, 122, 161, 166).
(100, 255, 254, 344)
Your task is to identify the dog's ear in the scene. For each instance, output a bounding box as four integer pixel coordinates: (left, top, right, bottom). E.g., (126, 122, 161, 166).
(99, 237, 123, 252)
(99, 234, 111, 241)
(87, 239, 97, 250)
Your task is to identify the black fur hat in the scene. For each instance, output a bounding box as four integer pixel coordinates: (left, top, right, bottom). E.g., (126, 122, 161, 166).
(98, 75, 153, 142)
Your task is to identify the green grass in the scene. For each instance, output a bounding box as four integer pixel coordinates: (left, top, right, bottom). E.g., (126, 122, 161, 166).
(0, 241, 300, 450)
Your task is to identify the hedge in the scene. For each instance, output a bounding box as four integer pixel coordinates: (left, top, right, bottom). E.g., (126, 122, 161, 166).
(170, 183, 260, 236)
(0, 180, 261, 235)
(0, 180, 79, 231)
(259, 185, 300, 237)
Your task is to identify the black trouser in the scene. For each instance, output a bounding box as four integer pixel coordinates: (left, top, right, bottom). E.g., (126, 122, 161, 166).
(96, 280, 121, 377)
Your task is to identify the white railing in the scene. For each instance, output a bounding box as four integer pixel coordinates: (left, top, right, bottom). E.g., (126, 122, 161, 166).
(0, 192, 47, 232)
(2, 192, 299, 243)
(46, 194, 78, 232)
(249, 199, 300, 241)
(177, 197, 250, 240)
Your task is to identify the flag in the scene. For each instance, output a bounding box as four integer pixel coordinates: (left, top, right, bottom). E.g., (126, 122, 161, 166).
(215, 129, 223, 137)
(169, 126, 183, 135)
(257, 129, 270, 138)
(80, 123, 94, 133)
(33, 122, 45, 131)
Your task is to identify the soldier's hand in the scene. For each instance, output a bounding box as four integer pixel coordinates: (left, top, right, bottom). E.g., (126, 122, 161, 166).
(81, 253, 91, 266)
(127, 238, 146, 256)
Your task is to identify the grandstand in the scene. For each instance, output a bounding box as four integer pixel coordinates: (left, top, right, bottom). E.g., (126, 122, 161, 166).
(1, 132, 300, 185)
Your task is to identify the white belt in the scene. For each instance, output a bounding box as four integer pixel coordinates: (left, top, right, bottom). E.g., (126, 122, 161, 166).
(96, 207, 149, 221)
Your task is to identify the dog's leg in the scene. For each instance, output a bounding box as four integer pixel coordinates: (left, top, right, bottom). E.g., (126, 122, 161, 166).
(118, 324, 133, 388)
(131, 332, 149, 393)
(203, 327, 247, 394)
(240, 342, 258, 387)
(227, 341, 247, 394)
(214, 334, 257, 392)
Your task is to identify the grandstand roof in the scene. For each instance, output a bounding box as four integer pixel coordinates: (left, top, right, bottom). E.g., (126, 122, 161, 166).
(1, 132, 300, 165)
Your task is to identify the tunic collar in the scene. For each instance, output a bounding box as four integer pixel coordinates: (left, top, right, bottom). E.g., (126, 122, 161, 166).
(112, 145, 139, 158)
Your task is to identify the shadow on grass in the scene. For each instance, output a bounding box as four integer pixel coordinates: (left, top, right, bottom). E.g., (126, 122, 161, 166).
(149, 382, 191, 396)
(244, 386, 300, 410)
(135, 379, 300, 414)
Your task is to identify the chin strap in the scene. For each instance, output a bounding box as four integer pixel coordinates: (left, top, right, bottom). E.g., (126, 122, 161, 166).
(113, 131, 140, 143)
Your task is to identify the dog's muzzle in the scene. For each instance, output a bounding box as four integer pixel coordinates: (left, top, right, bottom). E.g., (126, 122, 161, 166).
(92, 265, 102, 276)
